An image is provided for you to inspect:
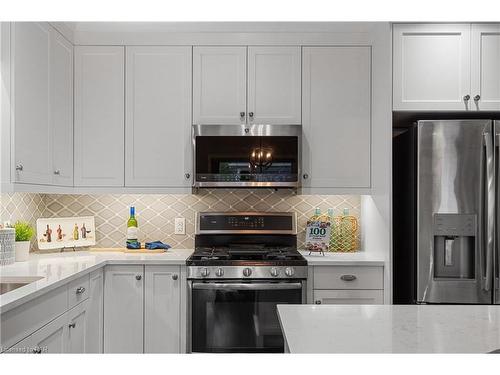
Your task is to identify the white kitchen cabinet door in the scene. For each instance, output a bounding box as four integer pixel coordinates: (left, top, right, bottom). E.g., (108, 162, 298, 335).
(11, 22, 51, 184)
(302, 46, 371, 189)
(471, 24, 500, 111)
(393, 24, 471, 110)
(104, 265, 144, 353)
(86, 269, 104, 353)
(144, 265, 181, 353)
(74, 46, 124, 187)
(193, 46, 247, 125)
(49, 27, 73, 186)
(14, 310, 68, 354)
(67, 300, 88, 353)
(247, 46, 301, 125)
(125, 46, 192, 187)
(313, 290, 384, 305)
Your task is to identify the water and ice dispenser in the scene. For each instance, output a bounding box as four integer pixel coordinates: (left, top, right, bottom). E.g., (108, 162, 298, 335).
(433, 214, 476, 279)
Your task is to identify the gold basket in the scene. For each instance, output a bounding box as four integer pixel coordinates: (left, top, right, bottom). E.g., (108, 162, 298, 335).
(329, 215, 359, 252)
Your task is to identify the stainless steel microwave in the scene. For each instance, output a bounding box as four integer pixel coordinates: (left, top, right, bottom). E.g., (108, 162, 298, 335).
(192, 124, 301, 188)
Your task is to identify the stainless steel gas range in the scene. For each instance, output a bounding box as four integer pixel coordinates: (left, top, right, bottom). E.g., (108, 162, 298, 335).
(186, 212, 307, 353)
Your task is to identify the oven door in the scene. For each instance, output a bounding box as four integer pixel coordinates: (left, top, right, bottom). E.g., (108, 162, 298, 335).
(189, 281, 305, 353)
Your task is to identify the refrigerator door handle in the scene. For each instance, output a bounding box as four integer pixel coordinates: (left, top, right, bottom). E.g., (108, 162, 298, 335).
(484, 132, 494, 292)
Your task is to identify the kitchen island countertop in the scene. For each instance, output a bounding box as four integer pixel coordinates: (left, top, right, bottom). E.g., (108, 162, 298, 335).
(277, 304, 500, 353)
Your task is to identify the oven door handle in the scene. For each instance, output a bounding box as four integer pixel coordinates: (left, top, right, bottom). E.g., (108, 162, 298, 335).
(191, 282, 303, 291)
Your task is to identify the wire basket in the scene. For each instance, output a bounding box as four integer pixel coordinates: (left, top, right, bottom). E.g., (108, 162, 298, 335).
(0, 228, 16, 265)
(329, 215, 359, 252)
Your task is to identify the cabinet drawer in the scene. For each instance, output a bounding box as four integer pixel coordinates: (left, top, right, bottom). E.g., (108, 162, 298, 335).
(313, 289, 383, 305)
(67, 274, 90, 309)
(1, 285, 68, 351)
(313, 266, 383, 290)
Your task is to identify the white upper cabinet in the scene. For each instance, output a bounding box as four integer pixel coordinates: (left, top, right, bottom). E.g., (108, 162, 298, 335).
(393, 24, 471, 110)
(11, 23, 73, 187)
(302, 46, 371, 189)
(125, 46, 192, 187)
(193, 46, 301, 125)
(471, 24, 500, 111)
(12, 22, 51, 185)
(247, 46, 301, 124)
(74, 46, 125, 187)
(193, 46, 247, 125)
(49, 27, 73, 186)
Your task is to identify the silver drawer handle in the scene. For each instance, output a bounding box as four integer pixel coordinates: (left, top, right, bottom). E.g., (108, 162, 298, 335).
(76, 287, 86, 294)
(135, 275, 142, 281)
(315, 300, 322, 305)
(32, 347, 42, 354)
(172, 274, 178, 280)
(15, 164, 23, 171)
(68, 322, 76, 329)
(340, 274, 357, 281)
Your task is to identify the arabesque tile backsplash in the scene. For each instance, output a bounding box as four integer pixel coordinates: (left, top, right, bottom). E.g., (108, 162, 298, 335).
(0, 191, 360, 251)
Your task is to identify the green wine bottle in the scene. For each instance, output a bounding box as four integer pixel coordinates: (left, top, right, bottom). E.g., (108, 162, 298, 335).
(126, 206, 138, 246)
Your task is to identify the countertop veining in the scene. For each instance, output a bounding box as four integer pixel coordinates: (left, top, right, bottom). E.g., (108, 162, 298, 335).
(278, 304, 500, 353)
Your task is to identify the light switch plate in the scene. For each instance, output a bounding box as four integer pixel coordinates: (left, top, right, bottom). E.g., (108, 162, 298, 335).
(174, 217, 186, 235)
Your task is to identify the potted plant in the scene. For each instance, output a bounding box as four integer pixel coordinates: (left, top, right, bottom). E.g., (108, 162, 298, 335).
(13, 221, 34, 261)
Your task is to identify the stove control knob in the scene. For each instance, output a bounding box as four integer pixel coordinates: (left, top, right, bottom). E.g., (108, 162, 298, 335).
(200, 267, 210, 277)
(215, 268, 224, 277)
(270, 267, 280, 277)
(284, 267, 295, 277)
(243, 268, 252, 277)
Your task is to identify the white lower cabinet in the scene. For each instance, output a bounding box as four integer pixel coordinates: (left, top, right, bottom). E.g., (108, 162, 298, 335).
(104, 265, 144, 353)
(12, 300, 89, 354)
(144, 265, 181, 353)
(86, 269, 104, 353)
(66, 300, 89, 353)
(311, 265, 384, 305)
(313, 289, 383, 305)
(14, 310, 67, 353)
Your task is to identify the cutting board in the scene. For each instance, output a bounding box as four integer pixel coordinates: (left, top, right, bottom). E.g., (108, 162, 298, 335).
(89, 247, 167, 253)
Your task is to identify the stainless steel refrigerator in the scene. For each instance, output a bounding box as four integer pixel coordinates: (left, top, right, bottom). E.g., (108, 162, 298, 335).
(393, 119, 500, 304)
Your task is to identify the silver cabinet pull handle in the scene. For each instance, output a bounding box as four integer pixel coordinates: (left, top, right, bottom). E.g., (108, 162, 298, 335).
(32, 347, 42, 354)
(76, 287, 85, 294)
(185, 173, 191, 179)
(248, 112, 254, 119)
(68, 322, 76, 329)
(172, 274, 178, 280)
(53, 170, 60, 175)
(303, 173, 309, 179)
(240, 112, 245, 118)
(315, 300, 322, 304)
(474, 95, 481, 101)
(463, 94, 471, 101)
(135, 275, 142, 280)
(340, 274, 357, 281)
(15, 164, 23, 171)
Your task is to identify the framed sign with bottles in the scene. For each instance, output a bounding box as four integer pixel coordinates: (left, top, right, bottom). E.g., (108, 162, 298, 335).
(36, 216, 96, 250)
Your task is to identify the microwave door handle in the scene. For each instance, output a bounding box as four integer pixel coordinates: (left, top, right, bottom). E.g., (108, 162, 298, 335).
(496, 133, 500, 295)
(191, 282, 303, 291)
(484, 132, 494, 292)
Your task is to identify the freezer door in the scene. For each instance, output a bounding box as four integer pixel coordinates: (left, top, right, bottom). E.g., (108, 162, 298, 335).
(495, 121, 500, 304)
(417, 120, 494, 304)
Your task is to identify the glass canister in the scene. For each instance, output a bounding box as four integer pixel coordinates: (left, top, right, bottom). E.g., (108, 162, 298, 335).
(330, 208, 359, 252)
(0, 228, 16, 265)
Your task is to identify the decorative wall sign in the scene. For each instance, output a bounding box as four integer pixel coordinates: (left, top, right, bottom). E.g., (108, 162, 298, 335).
(305, 220, 331, 252)
(36, 216, 96, 250)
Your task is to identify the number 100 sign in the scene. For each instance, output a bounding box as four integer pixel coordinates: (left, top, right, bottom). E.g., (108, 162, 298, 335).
(305, 220, 331, 251)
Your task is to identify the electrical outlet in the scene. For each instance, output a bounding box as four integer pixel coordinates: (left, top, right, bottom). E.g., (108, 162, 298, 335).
(174, 217, 186, 235)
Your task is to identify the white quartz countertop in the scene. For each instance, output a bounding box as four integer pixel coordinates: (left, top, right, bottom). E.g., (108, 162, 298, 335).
(0, 249, 193, 313)
(300, 251, 385, 266)
(277, 305, 500, 353)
